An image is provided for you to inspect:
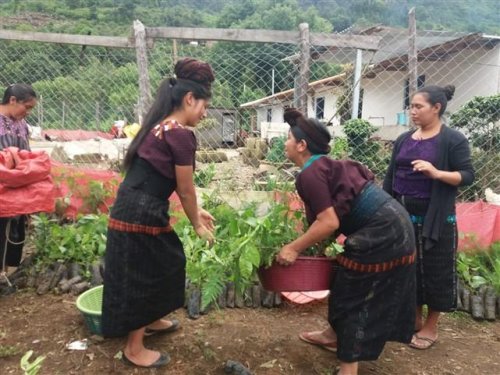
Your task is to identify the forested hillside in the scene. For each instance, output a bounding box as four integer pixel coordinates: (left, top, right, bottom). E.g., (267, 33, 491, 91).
(0, 0, 498, 130)
(0, 0, 498, 35)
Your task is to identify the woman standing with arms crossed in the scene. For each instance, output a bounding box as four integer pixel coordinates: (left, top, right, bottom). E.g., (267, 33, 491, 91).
(102, 58, 215, 368)
(0, 84, 37, 274)
(277, 109, 416, 375)
(383, 85, 474, 350)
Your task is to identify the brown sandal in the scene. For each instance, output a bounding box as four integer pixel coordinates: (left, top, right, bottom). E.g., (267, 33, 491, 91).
(409, 334, 438, 350)
(299, 331, 337, 352)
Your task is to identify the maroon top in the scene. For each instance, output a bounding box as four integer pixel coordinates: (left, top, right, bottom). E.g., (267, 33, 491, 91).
(296, 157, 374, 225)
(137, 120, 196, 179)
(393, 134, 439, 199)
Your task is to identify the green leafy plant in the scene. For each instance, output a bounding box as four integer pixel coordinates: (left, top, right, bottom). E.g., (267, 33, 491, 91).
(457, 242, 500, 293)
(52, 170, 118, 216)
(450, 94, 500, 152)
(31, 213, 108, 275)
(457, 252, 488, 290)
(20, 350, 45, 375)
(175, 194, 342, 308)
(252, 175, 295, 192)
(343, 118, 390, 177)
(194, 163, 216, 188)
(329, 136, 349, 160)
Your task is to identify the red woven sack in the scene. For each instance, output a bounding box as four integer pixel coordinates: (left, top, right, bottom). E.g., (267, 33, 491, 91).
(0, 147, 55, 217)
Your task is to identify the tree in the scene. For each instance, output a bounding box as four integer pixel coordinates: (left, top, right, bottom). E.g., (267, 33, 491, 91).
(450, 94, 500, 152)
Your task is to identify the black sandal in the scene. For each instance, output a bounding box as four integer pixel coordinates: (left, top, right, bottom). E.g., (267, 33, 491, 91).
(121, 351, 171, 368)
(144, 319, 180, 336)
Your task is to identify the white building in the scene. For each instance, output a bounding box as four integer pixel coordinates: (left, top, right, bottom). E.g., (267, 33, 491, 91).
(241, 26, 500, 141)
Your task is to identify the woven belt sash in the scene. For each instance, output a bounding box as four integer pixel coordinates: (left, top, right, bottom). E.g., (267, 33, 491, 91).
(410, 214, 456, 224)
(340, 182, 392, 235)
(335, 252, 416, 273)
(108, 218, 173, 235)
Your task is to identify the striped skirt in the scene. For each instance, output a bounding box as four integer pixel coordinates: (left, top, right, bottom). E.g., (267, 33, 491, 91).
(101, 185, 185, 338)
(329, 199, 416, 362)
(398, 196, 458, 312)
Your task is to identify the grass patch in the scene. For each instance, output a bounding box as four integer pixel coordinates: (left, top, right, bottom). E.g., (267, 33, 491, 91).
(447, 310, 472, 321)
(0, 344, 21, 358)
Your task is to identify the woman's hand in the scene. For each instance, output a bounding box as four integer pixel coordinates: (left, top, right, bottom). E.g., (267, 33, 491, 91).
(276, 244, 300, 266)
(193, 208, 215, 244)
(198, 208, 215, 231)
(194, 224, 215, 244)
(411, 159, 441, 179)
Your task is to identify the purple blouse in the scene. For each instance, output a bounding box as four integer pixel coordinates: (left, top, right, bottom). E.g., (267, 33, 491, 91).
(0, 114, 30, 151)
(393, 134, 439, 199)
(137, 120, 196, 180)
(295, 157, 374, 225)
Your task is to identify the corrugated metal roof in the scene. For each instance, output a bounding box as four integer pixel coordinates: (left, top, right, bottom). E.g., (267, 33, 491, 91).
(240, 73, 345, 108)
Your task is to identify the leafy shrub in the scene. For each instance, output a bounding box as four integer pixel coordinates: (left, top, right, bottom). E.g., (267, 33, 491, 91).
(343, 118, 376, 142)
(329, 137, 349, 159)
(450, 94, 500, 152)
(31, 214, 108, 274)
(343, 118, 390, 178)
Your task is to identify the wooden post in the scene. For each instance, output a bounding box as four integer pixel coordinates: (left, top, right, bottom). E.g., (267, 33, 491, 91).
(133, 20, 152, 123)
(295, 23, 310, 115)
(173, 39, 178, 63)
(408, 8, 418, 100)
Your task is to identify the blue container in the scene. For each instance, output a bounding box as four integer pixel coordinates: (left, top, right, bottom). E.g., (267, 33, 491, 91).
(396, 112, 407, 125)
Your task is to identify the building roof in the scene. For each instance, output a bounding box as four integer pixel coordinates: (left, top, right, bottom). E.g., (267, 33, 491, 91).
(241, 26, 499, 109)
(240, 73, 345, 109)
(314, 26, 499, 69)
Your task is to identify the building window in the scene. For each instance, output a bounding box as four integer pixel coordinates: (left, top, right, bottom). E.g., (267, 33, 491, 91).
(266, 108, 272, 122)
(404, 75, 426, 109)
(315, 97, 325, 119)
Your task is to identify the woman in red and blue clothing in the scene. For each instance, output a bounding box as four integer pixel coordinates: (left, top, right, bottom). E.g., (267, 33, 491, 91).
(383, 85, 474, 350)
(0, 84, 37, 274)
(102, 58, 215, 368)
(277, 108, 416, 375)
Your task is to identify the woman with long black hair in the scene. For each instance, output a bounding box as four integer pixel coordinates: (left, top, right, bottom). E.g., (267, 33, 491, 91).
(102, 58, 215, 368)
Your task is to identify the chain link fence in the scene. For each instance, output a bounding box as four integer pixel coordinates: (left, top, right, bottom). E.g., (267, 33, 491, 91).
(0, 22, 498, 206)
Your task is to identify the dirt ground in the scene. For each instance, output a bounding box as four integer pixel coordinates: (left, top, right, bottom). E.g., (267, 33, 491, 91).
(1, 291, 500, 375)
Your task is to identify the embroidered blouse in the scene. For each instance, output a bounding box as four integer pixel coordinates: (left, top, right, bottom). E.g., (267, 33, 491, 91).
(137, 119, 197, 180)
(0, 114, 30, 151)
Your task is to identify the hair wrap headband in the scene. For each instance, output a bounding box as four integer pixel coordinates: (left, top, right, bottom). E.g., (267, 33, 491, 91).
(297, 121, 328, 150)
(284, 108, 331, 154)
